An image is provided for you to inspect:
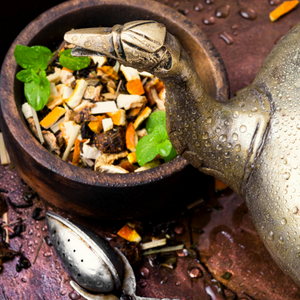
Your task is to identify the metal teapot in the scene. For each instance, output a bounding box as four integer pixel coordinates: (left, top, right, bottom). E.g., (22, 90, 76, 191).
(64, 20, 300, 286)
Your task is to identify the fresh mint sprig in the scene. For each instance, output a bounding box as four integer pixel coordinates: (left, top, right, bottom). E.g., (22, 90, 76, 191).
(14, 45, 52, 111)
(136, 111, 177, 166)
(14, 45, 91, 111)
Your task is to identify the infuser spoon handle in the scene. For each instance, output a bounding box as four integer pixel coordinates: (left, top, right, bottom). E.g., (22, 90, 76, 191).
(135, 296, 180, 300)
(70, 281, 118, 300)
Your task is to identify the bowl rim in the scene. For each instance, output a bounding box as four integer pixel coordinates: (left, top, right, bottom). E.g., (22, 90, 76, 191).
(0, 0, 229, 188)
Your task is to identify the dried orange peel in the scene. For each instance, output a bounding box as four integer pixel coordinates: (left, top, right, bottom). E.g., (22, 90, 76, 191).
(126, 79, 145, 95)
(72, 138, 81, 165)
(269, 0, 299, 22)
(117, 224, 141, 242)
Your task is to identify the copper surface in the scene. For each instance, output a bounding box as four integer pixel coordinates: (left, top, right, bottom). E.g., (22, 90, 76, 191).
(1, 0, 300, 299)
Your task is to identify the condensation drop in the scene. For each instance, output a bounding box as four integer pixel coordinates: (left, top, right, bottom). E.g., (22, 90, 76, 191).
(215, 4, 230, 18)
(235, 144, 241, 152)
(240, 125, 247, 133)
(219, 134, 227, 142)
(219, 32, 234, 45)
(283, 172, 291, 180)
(232, 133, 238, 140)
(202, 132, 209, 140)
(281, 218, 287, 225)
(239, 7, 257, 20)
(202, 17, 215, 25)
(268, 231, 274, 240)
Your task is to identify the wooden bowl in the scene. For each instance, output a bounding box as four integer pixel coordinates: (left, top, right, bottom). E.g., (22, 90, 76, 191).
(0, 0, 229, 219)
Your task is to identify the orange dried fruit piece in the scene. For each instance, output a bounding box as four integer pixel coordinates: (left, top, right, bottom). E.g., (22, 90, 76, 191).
(133, 106, 152, 130)
(128, 152, 137, 164)
(72, 138, 81, 166)
(88, 115, 106, 133)
(118, 160, 137, 172)
(155, 80, 165, 93)
(98, 66, 119, 80)
(214, 178, 227, 191)
(126, 79, 145, 95)
(126, 122, 138, 152)
(106, 109, 126, 126)
(117, 224, 141, 242)
(62, 66, 74, 72)
(269, 0, 299, 22)
(40, 106, 66, 129)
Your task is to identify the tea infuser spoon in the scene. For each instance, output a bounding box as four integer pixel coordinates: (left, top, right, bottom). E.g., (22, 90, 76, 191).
(46, 211, 180, 300)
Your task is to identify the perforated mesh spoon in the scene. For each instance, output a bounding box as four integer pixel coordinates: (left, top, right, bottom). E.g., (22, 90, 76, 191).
(46, 211, 124, 294)
(46, 211, 179, 300)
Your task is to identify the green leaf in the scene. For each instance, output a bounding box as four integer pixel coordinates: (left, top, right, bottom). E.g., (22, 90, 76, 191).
(14, 45, 48, 70)
(163, 145, 177, 162)
(146, 110, 166, 133)
(16, 69, 40, 83)
(136, 125, 171, 166)
(31, 45, 53, 62)
(59, 49, 90, 70)
(24, 71, 50, 111)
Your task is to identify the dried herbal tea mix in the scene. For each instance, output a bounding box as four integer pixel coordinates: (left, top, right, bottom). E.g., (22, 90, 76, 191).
(15, 41, 177, 173)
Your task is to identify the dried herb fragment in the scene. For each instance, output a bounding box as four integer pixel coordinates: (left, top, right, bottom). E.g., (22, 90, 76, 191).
(16, 253, 31, 272)
(221, 272, 232, 280)
(31, 207, 45, 220)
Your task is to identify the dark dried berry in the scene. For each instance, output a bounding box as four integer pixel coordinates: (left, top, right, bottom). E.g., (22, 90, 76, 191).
(94, 126, 126, 153)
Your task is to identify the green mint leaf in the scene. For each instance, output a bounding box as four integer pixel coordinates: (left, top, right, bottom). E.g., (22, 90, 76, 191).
(31, 45, 53, 63)
(136, 134, 159, 166)
(16, 69, 40, 83)
(24, 70, 50, 111)
(14, 45, 47, 70)
(163, 145, 177, 162)
(59, 49, 90, 70)
(136, 125, 170, 166)
(146, 110, 166, 133)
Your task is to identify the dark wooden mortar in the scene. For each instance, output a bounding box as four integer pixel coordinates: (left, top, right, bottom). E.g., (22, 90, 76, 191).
(0, 0, 229, 219)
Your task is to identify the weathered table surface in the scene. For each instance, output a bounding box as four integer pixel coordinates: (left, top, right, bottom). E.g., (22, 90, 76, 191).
(1, 0, 300, 299)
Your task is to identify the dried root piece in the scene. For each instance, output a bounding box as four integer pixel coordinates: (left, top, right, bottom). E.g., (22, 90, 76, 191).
(42, 130, 61, 156)
(95, 151, 128, 166)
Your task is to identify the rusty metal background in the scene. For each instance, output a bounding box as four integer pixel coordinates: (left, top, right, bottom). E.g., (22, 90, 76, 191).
(1, 0, 300, 299)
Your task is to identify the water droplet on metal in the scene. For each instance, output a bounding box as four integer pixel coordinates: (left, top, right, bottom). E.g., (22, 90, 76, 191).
(235, 144, 241, 152)
(283, 172, 291, 180)
(215, 4, 230, 18)
(239, 7, 257, 20)
(239, 125, 247, 133)
(268, 231, 274, 240)
(202, 16, 215, 25)
(216, 144, 222, 150)
(233, 111, 239, 118)
(205, 0, 214, 3)
(281, 218, 287, 225)
(293, 206, 299, 214)
(219, 134, 227, 142)
(84, 41, 91, 47)
(202, 132, 209, 140)
(206, 117, 212, 124)
(278, 236, 284, 244)
(232, 133, 238, 140)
